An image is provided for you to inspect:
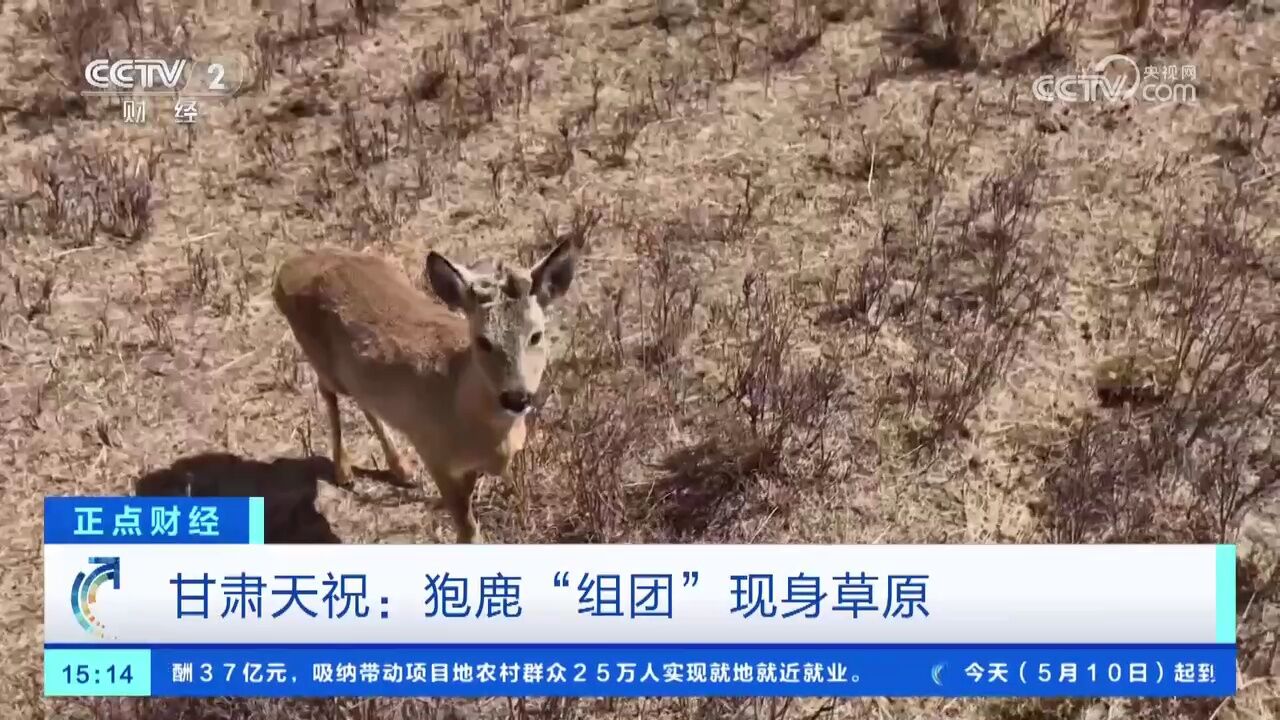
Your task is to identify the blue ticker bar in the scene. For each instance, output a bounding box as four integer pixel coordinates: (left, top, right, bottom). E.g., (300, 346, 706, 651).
(45, 644, 1235, 698)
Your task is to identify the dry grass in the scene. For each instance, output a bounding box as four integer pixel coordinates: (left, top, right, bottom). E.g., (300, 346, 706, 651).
(1, 0, 1279, 718)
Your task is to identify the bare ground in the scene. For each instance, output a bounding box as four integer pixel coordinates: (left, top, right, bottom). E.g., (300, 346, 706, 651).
(1, 0, 1278, 717)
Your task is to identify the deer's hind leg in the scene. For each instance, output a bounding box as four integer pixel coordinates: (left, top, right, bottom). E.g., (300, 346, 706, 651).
(321, 388, 354, 488)
(360, 407, 411, 486)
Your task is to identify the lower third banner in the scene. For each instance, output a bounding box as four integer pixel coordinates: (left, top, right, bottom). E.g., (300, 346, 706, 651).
(43, 513, 1238, 699)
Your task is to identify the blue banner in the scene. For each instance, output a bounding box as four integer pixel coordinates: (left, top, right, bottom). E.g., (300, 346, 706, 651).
(44, 644, 1234, 698)
(45, 497, 264, 544)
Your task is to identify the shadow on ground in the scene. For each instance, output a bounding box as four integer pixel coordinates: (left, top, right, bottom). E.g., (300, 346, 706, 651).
(133, 453, 342, 543)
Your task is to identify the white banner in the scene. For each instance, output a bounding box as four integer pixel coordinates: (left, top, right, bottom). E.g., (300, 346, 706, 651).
(44, 544, 1222, 645)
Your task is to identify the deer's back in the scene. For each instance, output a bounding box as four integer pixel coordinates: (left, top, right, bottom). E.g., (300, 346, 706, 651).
(273, 250, 469, 401)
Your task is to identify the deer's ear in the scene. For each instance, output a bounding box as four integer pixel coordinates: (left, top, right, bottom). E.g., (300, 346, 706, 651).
(529, 238, 578, 307)
(425, 252, 476, 311)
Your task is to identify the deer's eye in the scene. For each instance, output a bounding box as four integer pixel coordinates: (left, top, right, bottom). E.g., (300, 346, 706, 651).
(529, 332, 543, 347)
(475, 336, 494, 352)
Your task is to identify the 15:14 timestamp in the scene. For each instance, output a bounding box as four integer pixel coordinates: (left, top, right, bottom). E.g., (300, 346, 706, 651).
(61, 663, 135, 685)
(46, 648, 151, 696)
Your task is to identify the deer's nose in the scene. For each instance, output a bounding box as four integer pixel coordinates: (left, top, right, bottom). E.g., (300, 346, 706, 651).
(498, 391, 532, 413)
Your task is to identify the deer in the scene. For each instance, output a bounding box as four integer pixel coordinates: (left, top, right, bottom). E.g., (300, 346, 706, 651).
(271, 238, 579, 543)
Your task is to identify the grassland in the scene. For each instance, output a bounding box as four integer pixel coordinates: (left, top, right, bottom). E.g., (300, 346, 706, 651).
(0, 0, 1278, 717)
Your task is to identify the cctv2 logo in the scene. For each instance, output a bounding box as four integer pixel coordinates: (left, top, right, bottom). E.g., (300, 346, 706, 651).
(82, 58, 240, 96)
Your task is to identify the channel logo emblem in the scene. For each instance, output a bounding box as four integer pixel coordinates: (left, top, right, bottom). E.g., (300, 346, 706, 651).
(70, 556, 120, 638)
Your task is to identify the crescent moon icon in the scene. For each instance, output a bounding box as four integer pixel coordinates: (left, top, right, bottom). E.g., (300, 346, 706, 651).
(931, 662, 946, 687)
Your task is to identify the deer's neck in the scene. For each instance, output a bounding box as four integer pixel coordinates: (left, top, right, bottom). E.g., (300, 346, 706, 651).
(409, 353, 526, 478)
(455, 356, 521, 435)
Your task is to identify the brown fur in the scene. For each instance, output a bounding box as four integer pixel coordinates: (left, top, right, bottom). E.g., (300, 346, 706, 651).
(272, 241, 578, 543)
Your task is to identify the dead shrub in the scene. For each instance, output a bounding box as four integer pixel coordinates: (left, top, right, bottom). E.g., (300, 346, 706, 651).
(1264, 76, 1280, 116)
(890, 142, 1055, 451)
(817, 100, 974, 353)
(28, 0, 191, 91)
(184, 246, 220, 303)
(1044, 174, 1278, 545)
(10, 268, 58, 322)
(633, 222, 702, 369)
(653, 274, 846, 540)
(1040, 406, 1275, 545)
(1000, 0, 1085, 71)
(349, 0, 398, 34)
(251, 25, 283, 91)
(766, 1, 826, 65)
(1040, 412, 1182, 543)
(546, 381, 656, 542)
(537, 201, 604, 257)
(23, 145, 159, 246)
(883, 0, 1084, 72)
(595, 109, 646, 169)
(723, 278, 845, 470)
(1143, 177, 1275, 435)
(338, 101, 392, 172)
(142, 305, 176, 350)
(407, 43, 455, 102)
(884, 0, 985, 69)
(720, 275, 845, 472)
(1207, 109, 1273, 168)
(34, 0, 114, 89)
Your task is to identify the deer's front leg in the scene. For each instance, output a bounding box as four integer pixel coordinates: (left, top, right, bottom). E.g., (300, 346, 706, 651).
(428, 465, 482, 544)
